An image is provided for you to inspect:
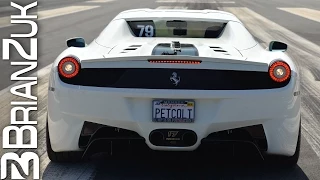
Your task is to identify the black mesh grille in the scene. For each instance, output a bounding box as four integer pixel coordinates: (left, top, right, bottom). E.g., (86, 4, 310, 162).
(203, 125, 268, 151)
(59, 68, 290, 90)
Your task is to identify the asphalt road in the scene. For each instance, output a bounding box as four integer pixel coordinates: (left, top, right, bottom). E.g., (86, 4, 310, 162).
(0, 0, 320, 179)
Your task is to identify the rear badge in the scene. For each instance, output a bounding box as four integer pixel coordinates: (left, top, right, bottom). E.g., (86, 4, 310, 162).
(170, 72, 180, 86)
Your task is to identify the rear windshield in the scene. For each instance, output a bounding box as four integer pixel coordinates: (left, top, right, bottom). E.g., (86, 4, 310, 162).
(127, 20, 227, 38)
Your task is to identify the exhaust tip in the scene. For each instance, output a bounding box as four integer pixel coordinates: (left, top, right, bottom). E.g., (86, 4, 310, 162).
(149, 131, 165, 146)
(182, 132, 197, 146)
(149, 129, 197, 147)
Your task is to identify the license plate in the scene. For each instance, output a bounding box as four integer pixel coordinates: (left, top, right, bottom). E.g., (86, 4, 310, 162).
(152, 100, 195, 123)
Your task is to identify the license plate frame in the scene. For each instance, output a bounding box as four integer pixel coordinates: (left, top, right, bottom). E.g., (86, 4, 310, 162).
(152, 99, 195, 123)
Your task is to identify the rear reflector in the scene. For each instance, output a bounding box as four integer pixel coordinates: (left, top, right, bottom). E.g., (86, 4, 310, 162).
(148, 60, 201, 64)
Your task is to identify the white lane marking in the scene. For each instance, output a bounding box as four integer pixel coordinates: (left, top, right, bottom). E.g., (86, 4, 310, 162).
(221, 7, 320, 158)
(156, 6, 172, 9)
(86, 0, 115, 3)
(278, 8, 320, 23)
(156, 0, 235, 3)
(38, 6, 100, 20)
(0, 6, 100, 28)
(0, 5, 43, 12)
(0, 6, 14, 12)
(0, 16, 10, 28)
(173, 6, 188, 9)
(156, 6, 188, 9)
(217, 1, 235, 3)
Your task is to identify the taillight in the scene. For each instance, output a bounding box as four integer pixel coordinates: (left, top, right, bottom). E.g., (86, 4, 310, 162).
(269, 61, 291, 82)
(58, 57, 80, 78)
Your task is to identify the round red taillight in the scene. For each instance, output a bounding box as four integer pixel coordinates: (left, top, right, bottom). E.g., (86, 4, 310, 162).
(269, 61, 291, 82)
(58, 57, 80, 78)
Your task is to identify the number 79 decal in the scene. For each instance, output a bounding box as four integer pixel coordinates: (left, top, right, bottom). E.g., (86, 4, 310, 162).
(137, 25, 154, 37)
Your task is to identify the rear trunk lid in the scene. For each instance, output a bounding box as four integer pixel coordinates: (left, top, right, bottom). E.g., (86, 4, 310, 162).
(106, 39, 244, 60)
(80, 39, 268, 72)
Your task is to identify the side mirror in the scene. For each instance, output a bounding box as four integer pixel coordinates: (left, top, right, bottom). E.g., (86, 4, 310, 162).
(66, 37, 86, 48)
(269, 41, 288, 52)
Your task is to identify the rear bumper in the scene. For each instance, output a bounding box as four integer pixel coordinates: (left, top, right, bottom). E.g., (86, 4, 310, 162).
(47, 72, 301, 156)
(78, 123, 268, 159)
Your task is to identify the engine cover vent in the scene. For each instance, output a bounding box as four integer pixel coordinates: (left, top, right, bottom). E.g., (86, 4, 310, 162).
(209, 46, 230, 56)
(121, 45, 142, 53)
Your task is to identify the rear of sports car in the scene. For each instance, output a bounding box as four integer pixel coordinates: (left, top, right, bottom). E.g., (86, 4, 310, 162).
(46, 11, 301, 165)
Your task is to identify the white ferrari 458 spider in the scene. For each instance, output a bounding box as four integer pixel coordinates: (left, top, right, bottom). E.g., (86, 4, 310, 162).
(46, 9, 301, 165)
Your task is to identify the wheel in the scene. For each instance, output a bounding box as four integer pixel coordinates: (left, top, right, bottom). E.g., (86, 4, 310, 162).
(46, 118, 84, 163)
(264, 120, 301, 167)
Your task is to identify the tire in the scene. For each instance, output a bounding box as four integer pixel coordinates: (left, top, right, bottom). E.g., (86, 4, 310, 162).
(264, 121, 301, 167)
(46, 119, 84, 163)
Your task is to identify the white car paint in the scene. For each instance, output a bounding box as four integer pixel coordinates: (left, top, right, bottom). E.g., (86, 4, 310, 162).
(47, 9, 301, 156)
